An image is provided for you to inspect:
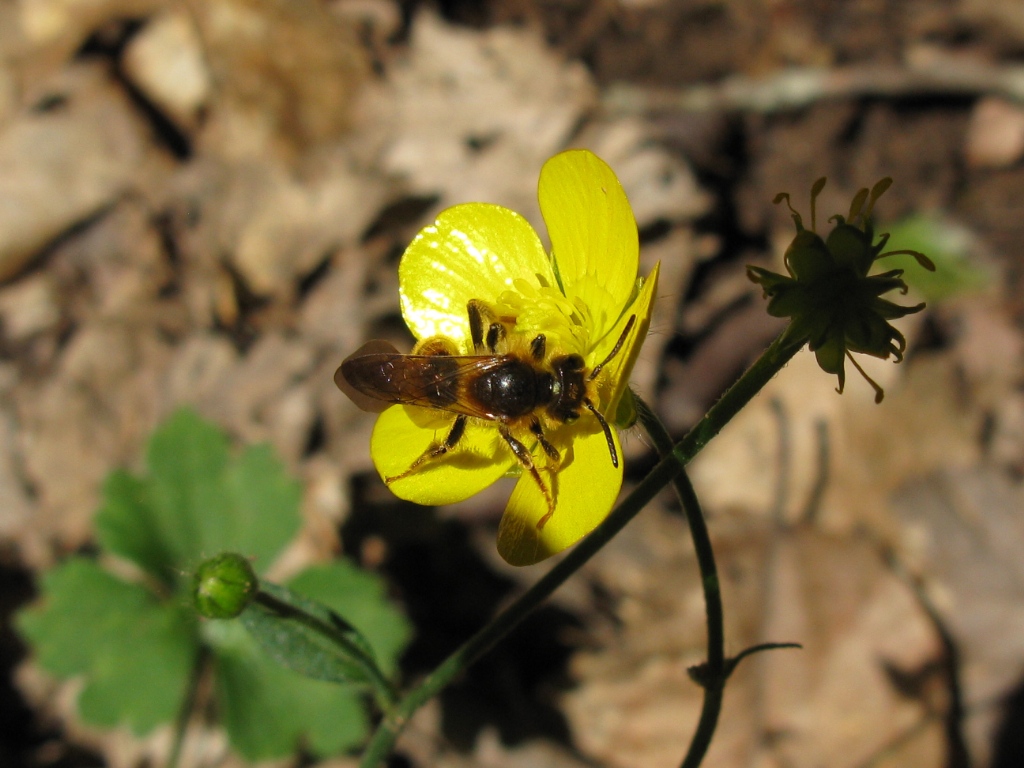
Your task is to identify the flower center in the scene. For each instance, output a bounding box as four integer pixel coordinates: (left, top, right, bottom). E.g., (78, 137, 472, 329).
(493, 279, 591, 358)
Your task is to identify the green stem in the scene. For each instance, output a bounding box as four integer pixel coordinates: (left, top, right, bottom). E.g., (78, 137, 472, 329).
(253, 591, 399, 711)
(359, 332, 804, 767)
(166, 645, 208, 768)
(634, 398, 724, 768)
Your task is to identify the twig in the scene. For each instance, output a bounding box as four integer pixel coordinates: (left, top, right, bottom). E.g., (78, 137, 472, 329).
(603, 57, 1024, 116)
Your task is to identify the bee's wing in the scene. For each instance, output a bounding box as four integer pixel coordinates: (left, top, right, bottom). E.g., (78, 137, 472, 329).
(335, 340, 403, 413)
(338, 342, 510, 420)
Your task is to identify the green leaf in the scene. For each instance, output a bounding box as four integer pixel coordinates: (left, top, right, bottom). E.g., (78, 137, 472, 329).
(206, 561, 412, 759)
(240, 581, 380, 685)
(146, 409, 234, 569)
(95, 470, 177, 588)
(206, 621, 369, 760)
(20, 411, 405, 762)
(881, 215, 990, 301)
(289, 561, 411, 677)
(223, 443, 304, 569)
(16, 559, 198, 735)
(95, 408, 302, 583)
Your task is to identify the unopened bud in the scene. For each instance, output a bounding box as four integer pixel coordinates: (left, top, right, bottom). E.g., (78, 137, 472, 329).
(193, 553, 258, 619)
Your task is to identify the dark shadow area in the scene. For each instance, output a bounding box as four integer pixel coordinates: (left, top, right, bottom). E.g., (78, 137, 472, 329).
(0, 559, 104, 768)
(343, 475, 582, 751)
(991, 675, 1024, 768)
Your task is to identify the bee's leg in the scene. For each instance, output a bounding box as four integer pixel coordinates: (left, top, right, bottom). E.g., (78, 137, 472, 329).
(529, 334, 546, 361)
(499, 426, 556, 529)
(385, 414, 468, 483)
(468, 300, 488, 352)
(485, 322, 505, 353)
(529, 418, 560, 466)
(412, 336, 460, 356)
(468, 299, 510, 353)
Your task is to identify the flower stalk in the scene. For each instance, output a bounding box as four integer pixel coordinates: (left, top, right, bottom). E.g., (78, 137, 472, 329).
(634, 398, 725, 768)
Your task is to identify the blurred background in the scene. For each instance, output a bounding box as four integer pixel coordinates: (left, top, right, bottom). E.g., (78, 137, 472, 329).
(1, 0, 1023, 766)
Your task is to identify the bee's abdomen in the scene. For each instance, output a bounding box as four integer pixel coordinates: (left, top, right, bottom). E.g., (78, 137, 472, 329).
(471, 360, 541, 419)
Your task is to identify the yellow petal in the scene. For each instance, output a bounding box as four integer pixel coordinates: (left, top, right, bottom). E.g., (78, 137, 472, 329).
(538, 150, 639, 342)
(370, 405, 515, 505)
(496, 427, 624, 566)
(399, 203, 555, 346)
(591, 262, 661, 423)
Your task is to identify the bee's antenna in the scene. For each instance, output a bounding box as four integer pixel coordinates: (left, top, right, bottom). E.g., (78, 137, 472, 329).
(584, 398, 618, 468)
(589, 315, 637, 381)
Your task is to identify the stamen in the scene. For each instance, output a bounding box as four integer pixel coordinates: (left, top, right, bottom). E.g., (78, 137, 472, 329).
(773, 191, 804, 230)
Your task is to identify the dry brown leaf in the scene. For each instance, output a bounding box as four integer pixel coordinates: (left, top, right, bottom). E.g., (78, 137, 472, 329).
(362, 11, 596, 221)
(122, 10, 211, 132)
(0, 64, 148, 282)
(687, 314, 981, 537)
(563, 510, 943, 768)
(195, 0, 367, 156)
(965, 97, 1024, 169)
(15, 322, 172, 567)
(894, 466, 1024, 766)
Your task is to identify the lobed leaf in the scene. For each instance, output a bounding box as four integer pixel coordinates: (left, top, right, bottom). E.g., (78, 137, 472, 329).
(207, 620, 370, 759)
(16, 559, 197, 735)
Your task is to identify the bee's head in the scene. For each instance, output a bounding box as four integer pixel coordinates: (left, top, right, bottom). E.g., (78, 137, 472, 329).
(546, 354, 587, 424)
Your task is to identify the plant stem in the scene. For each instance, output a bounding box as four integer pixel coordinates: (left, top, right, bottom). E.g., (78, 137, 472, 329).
(634, 398, 724, 768)
(359, 333, 804, 767)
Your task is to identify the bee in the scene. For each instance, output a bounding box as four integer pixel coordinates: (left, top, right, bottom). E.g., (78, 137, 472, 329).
(337, 299, 635, 528)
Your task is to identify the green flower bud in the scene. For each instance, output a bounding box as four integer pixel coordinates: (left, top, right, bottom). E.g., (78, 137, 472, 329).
(193, 553, 258, 619)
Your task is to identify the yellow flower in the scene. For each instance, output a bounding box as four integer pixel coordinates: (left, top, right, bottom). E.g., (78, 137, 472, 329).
(351, 150, 659, 565)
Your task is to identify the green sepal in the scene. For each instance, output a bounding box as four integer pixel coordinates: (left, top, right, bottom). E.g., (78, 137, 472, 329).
(784, 230, 832, 280)
(826, 223, 873, 273)
(613, 386, 638, 429)
(764, 283, 808, 319)
(873, 297, 925, 320)
(812, 335, 845, 376)
(845, 312, 895, 358)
